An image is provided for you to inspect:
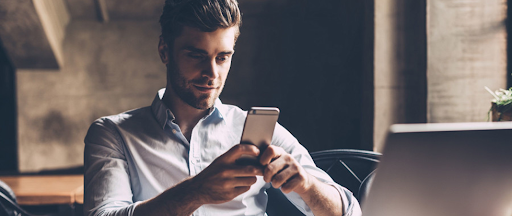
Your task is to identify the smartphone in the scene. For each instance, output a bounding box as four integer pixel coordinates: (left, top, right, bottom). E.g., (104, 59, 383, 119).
(237, 107, 280, 165)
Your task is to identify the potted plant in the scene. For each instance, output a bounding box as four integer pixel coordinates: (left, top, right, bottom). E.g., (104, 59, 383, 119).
(486, 86, 512, 121)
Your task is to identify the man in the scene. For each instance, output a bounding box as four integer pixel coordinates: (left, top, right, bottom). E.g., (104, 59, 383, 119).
(84, 0, 362, 215)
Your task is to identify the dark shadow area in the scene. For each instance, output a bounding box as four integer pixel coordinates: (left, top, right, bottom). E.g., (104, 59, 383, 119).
(36, 166, 84, 175)
(226, 0, 374, 151)
(0, 37, 18, 174)
(400, 0, 427, 124)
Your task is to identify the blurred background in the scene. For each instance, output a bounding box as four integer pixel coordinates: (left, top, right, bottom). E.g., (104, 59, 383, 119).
(0, 0, 508, 173)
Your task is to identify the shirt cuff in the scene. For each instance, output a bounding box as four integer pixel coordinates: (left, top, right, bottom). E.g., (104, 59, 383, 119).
(323, 181, 362, 216)
(130, 201, 142, 216)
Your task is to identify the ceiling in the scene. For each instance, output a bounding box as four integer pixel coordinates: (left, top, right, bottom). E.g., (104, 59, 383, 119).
(64, 0, 279, 21)
(65, 0, 164, 21)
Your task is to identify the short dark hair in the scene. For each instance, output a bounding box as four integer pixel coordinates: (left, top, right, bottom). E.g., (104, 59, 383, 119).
(159, 0, 242, 44)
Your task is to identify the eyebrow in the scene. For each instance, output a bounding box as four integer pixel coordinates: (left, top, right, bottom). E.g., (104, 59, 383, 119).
(182, 46, 234, 55)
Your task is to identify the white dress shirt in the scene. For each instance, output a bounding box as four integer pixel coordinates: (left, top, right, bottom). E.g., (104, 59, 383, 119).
(84, 89, 362, 216)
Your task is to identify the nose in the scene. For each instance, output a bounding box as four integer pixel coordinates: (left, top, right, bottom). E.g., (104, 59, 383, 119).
(202, 58, 220, 80)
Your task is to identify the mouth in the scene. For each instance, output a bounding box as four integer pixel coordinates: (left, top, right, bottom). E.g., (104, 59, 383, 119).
(194, 85, 217, 93)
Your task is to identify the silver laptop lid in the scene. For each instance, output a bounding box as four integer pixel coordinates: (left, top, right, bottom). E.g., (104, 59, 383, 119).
(363, 122, 512, 216)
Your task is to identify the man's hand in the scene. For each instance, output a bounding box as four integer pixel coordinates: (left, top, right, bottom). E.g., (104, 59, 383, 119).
(134, 144, 263, 216)
(259, 145, 313, 195)
(190, 144, 264, 204)
(259, 145, 344, 216)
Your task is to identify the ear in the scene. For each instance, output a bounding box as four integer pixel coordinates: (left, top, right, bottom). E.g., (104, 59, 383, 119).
(158, 36, 170, 64)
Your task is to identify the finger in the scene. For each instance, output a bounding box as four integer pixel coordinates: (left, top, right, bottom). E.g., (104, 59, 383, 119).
(226, 165, 264, 177)
(232, 176, 258, 187)
(221, 144, 260, 163)
(280, 174, 304, 194)
(271, 165, 297, 188)
(263, 156, 288, 183)
(259, 145, 284, 166)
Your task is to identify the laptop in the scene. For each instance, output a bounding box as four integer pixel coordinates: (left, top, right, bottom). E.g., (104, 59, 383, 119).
(362, 122, 512, 216)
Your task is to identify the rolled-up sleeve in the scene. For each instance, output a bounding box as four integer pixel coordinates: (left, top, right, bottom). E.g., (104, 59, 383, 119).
(84, 118, 139, 216)
(323, 181, 362, 216)
(272, 123, 363, 216)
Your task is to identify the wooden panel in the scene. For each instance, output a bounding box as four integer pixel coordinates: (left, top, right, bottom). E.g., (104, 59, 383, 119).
(0, 175, 83, 205)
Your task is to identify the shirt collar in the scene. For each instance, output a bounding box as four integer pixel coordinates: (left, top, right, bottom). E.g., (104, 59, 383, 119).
(151, 88, 226, 129)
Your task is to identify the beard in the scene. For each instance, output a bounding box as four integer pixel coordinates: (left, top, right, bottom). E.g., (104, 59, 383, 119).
(167, 64, 224, 110)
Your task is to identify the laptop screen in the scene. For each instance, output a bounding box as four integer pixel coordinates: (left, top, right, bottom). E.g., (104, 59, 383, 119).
(362, 122, 512, 216)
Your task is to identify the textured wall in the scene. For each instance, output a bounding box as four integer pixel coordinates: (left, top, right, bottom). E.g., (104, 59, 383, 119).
(16, 0, 372, 172)
(374, 0, 507, 151)
(427, 0, 508, 122)
(17, 21, 166, 172)
(374, 0, 427, 151)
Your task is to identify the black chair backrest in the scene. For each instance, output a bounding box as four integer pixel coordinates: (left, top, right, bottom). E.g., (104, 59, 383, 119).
(266, 149, 381, 216)
(0, 180, 19, 216)
(311, 149, 380, 202)
(0, 180, 54, 216)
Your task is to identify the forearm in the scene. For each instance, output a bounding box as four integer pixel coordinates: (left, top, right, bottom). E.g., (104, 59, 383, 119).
(133, 178, 203, 216)
(297, 175, 343, 216)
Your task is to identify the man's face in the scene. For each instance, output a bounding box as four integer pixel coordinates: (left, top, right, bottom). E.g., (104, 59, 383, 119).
(163, 26, 237, 110)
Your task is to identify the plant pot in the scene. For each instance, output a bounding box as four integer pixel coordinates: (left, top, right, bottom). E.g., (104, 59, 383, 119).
(491, 102, 512, 121)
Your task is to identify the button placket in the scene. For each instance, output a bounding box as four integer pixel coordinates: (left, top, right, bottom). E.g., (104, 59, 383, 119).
(191, 119, 203, 174)
(167, 121, 194, 176)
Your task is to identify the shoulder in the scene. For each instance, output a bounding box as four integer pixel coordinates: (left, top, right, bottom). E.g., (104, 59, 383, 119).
(90, 106, 152, 128)
(85, 106, 152, 142)
(98, 106, 151, 124)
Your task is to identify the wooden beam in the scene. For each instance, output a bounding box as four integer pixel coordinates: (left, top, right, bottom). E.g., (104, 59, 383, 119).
(95, 0, 109, 23)
(32, 0, 70, 68)
(0, 0, 60, 69)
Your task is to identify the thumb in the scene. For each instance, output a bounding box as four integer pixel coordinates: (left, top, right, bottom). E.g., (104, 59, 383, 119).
(220, 144, 260, 163)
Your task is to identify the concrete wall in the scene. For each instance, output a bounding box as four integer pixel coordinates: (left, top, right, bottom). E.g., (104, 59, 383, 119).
(374, 0, 427, 151)
(15, 0, 508, 171)
(17, 20, 165, 172)
(374, 0, 507, 151)
(427, 0, 508, 123)
(16, 0, 373, 172)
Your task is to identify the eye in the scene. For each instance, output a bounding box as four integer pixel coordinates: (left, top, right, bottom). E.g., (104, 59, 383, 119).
(216, 55, 230, 62)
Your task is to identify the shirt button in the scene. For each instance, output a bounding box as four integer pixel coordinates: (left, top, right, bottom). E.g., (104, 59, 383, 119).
(195, 158, 200, 163)
(172, 129, 177, 134)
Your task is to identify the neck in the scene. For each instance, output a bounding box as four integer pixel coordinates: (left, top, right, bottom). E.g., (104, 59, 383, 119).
(161, 87, 210, 136)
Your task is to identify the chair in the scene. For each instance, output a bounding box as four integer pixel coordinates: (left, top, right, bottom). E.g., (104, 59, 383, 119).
(0, 179, 52, 216)
(266, 149, 381, 216)
(0, 179, 19, 216)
